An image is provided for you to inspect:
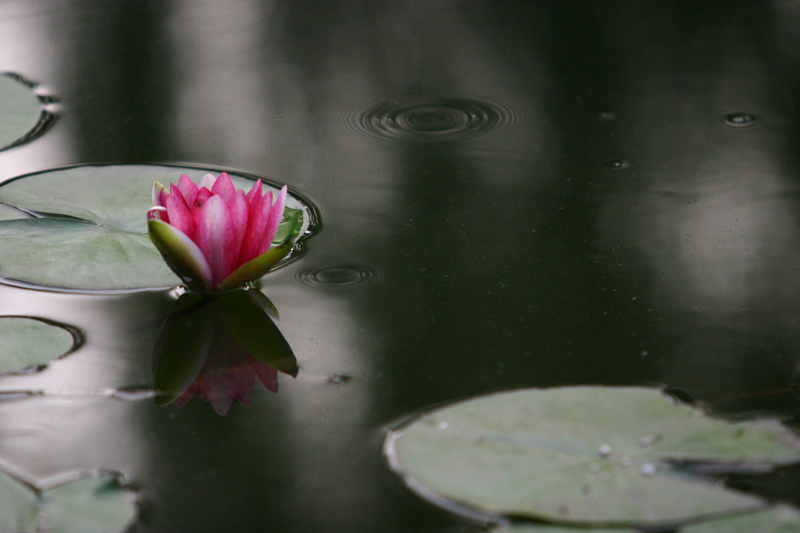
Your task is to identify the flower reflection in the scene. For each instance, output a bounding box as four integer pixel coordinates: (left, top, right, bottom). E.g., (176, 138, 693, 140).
(152, 289, 297, 415)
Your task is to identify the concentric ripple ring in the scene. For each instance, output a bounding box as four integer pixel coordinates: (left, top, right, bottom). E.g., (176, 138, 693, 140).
(349, 97, 515, 142)
(292, 265, 383, 288)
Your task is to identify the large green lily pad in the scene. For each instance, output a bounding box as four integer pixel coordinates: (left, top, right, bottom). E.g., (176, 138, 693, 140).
(0, 316, 77, 374)
(385, 386, 800, 528)
(0, 73, 45, 152)
(0, 469, 137, 533)
(0, 164, 312, 291)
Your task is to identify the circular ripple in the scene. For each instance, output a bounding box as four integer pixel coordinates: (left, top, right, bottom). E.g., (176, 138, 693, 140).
(349, 97, 515, 142)
(723, 112, 755, 127)
(293, 264, 383, 288)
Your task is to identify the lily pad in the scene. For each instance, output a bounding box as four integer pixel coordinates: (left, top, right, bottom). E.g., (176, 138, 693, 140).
(682, 505, 800, 532)
(0, 316, 77, 374)
(0, 164, 313, 291)
(0, 73, 48, 152)
(385, 386, 800, 528)
(0, 469, 137, 533)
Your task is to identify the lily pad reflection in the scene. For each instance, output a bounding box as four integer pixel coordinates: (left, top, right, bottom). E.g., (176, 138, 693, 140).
(385, 386, 800, 527)
(0, 164, 315, 291)
(0, 316, 79, 374)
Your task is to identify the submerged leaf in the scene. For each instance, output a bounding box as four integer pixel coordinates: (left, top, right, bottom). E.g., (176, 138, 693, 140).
(385, 386, 800, 527)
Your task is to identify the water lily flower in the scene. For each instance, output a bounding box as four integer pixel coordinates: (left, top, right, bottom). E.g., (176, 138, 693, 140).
(147, 172, 293, 293)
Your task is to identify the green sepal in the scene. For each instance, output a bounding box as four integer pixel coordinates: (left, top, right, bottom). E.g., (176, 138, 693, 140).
(216, 238, 294, 293)
(147, 219, 212, 292)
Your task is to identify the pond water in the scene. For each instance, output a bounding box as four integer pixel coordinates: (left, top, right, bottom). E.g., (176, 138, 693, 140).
(0, 1, 800, 532)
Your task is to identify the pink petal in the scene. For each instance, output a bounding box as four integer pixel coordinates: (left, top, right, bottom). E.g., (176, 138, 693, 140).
(165, 185, 196, 239)
(198, 173, 217, 191)
(225, 190, 249, 277)
(211, 172, 236, 204)
(254, 361, 279, 393)
(178, 174, 200, 207)
(152, 182, 167, 207)
(193, 195, 236, 288)
(147, 206, 168, 222)
(237, 190, 270, 265)
(245, 179, 263, 203)
(259, 186, 288, 255)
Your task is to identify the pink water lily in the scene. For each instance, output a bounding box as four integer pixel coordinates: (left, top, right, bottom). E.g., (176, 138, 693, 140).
(147, 172, 293, 293)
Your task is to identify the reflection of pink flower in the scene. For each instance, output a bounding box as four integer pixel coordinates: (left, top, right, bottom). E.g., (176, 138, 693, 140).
(147, 172, 291, 293)
(175, 338, 279, 416)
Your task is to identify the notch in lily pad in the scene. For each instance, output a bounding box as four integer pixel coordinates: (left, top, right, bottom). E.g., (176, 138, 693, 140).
(384, 386, 800, 529)
(0, 462, 138, 533)
(0, 316, 81, 375)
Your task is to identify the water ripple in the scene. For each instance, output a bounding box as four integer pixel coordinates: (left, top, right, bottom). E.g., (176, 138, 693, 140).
(292, 264, 383, 288)
(347, 97, 517, 142)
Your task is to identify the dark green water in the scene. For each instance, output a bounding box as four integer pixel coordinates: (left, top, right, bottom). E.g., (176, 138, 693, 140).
(0, 1, 799, 531)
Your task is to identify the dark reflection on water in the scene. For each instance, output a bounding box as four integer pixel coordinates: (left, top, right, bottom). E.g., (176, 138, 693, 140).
(0, 1, 799, 532)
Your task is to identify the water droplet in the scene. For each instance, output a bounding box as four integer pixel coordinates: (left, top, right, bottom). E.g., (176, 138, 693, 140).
(589, 462, 601, 473)
(620, 456, 632, 467)
(599, 444, 611, 457)
(598, 112, 616, 121)
(438, 421, 449, 430)
(723, 112, 755, 127)
(639, 434, 662, 447)
(347, 97, 517, 142)
(292, 264, 383, 288)
(639, 463, 657, 476)
(327, 374, 351, 384)
(605, 160, 629, 170)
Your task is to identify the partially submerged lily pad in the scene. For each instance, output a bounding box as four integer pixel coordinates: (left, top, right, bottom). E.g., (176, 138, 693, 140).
(0, 164, 314, 291)
(0, 73, 51, 152)
(0, 316, 78, 374)
(0, 468, 137, 533)
(385, 386, 800, 528)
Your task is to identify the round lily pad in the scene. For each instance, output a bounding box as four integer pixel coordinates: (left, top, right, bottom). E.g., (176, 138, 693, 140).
(0, 73, 51, 152)
(0, 469, 137, 533)
(0, 316, 78, 374)
(385, 386, 800, 527)
(0, 164, 315, 291)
